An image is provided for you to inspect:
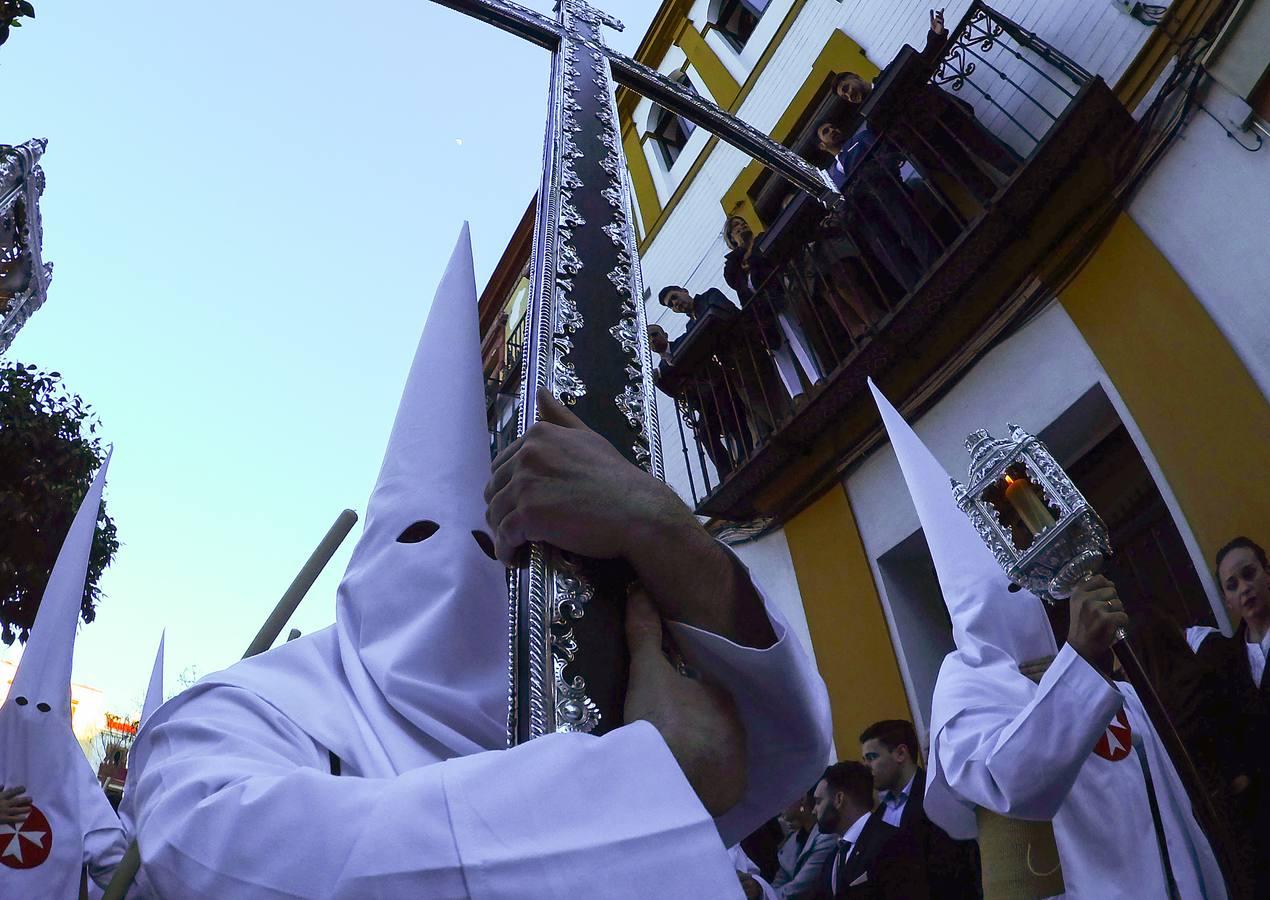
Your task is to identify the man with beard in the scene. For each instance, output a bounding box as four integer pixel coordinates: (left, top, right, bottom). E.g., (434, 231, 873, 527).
(810, 761, 926, 898)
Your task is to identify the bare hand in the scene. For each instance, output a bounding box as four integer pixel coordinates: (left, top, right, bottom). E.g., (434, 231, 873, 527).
(485, 387, 688, 566)
(1067, 575, 1128, 663)
(930, 8, 946, 35)
(0, 785, 32, 825)
(623, 586, 747, 818)
(739, 872, 763, 900)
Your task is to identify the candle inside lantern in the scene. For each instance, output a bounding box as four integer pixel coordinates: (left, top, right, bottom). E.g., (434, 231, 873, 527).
(1004, 473, 1056, 536)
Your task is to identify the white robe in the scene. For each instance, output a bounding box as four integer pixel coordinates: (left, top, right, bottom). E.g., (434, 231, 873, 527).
(929, 643, 1227, 899)
(0, 455, 126, 896)
(123, 591, 831, 899)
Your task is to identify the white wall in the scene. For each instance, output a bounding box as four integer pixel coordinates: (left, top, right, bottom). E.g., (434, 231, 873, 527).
(1128, 79, 1270, 399)
(731, 527, 821, 668)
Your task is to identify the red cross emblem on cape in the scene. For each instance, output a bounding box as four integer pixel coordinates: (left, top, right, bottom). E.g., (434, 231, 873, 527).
(1093, 709, 1133, 762)
(0, 802, 54, 869)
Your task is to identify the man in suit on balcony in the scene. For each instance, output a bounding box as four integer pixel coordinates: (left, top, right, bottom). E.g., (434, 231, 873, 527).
(648, 321, 747, 478)
(810, 761, 928, 899)
(860, 720, 981, 900)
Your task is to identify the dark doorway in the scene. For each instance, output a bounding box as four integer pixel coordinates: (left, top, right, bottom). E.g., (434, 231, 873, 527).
(1037, 391, 1216, 641)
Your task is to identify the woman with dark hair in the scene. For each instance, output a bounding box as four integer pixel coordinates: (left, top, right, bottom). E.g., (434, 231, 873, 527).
(1198, 536, 1270, 897)
(722, 214, 823, 399)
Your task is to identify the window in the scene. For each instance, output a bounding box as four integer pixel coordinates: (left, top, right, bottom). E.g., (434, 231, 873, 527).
(709, 0, 770, 52)
(648, 72, 699, 169)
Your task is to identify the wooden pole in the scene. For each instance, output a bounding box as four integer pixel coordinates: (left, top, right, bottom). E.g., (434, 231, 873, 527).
(241, 509, 358, 659)
(100, 509, 358, 900)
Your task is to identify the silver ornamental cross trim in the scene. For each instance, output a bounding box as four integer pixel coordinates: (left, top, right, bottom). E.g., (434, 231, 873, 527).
(429, 0, 841, 746)
(0, 139, 53, 355)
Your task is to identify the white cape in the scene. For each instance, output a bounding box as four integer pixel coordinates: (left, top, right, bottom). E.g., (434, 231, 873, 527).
(124, 586, 830, 899)
(930, 644, 1227, 898)
(0, 455, 126, 895)
(868, 381, 1225, 898)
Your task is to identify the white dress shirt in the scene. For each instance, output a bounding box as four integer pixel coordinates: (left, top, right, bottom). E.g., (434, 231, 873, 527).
(1186, 624, 1268, 687)
(879, 772, 916, 827)
(1247, 629, 1269, 688)
(830, 811, 872, 892)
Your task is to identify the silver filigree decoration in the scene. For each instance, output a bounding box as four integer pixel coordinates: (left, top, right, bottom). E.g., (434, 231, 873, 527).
(609, 315, 638, 354)
(553, 655, 601, 732)
(615, 383, 644, 429)
(554, 357, 586, 405)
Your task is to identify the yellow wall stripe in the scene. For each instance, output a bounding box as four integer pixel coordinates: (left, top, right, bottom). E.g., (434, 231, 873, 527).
(623, 123, 662, 231)
(675, 21, 742, 109)
(784, 485, 912, 756)
(1061, 214, 1270, 562)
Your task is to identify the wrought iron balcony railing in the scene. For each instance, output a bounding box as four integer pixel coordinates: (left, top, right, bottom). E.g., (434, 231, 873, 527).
(657, 2, 1133, 520)
(486, 314, 527, 458)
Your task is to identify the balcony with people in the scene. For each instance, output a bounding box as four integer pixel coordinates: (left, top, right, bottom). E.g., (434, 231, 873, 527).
(652, 2, 1135, 521)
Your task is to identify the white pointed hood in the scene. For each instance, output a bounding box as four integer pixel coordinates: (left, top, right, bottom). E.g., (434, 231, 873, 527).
(141, 630, 165, 726)
(869, 382, 1056, 669)
(869, 382, 1055, 838)
(1, 452, 124, 895)
(332, 223, 509, 759)
(6, 450, 112, 715)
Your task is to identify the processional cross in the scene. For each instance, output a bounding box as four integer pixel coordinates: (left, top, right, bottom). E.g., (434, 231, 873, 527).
(428, 0, 841, 744)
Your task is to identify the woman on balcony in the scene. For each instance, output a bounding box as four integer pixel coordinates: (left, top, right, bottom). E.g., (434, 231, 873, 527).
(723, 214, 824, 400)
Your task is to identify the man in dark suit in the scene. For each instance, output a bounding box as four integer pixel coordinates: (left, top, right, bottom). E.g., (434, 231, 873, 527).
(658, 284, 738, 333)
(860, 720, 981, 900)
(810, 761, 927, 899)
(1198, 536, 1270, 897)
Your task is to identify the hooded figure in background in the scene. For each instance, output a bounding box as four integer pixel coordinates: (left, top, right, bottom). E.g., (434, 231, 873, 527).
(869, 381, 1226, 899)
(0, 454, 126, 897)
(139, 632, 165, 728)
(123, 225, 831, 898)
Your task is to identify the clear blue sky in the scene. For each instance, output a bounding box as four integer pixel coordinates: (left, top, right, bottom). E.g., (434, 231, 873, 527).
(3, 0, 657, 715)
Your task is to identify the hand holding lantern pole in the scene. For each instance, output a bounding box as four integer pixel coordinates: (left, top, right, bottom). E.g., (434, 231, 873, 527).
(953, 425, 1245, 898)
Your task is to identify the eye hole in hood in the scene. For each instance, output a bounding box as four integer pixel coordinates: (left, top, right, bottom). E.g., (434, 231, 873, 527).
(472, 531, 497, 561)
(397, 521, 440, 543)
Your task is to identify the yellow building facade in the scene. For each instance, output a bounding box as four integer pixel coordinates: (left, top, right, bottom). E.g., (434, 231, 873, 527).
(482, 0, 1270, 755)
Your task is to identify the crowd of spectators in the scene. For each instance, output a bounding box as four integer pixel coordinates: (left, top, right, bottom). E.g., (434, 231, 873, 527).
(648, 11, 1022, 481)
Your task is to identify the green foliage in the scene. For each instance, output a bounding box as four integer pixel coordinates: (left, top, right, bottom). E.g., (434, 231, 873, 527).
(0, 362, 117, 644)
(0, 1, 35, 48)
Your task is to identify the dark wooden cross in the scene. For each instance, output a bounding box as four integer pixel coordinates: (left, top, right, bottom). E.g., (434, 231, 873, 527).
(430, 0, 840, 745)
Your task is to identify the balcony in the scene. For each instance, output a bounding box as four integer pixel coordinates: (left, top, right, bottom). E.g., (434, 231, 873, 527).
(486, 313, 527, 457)
(656, 2, 1134, 521)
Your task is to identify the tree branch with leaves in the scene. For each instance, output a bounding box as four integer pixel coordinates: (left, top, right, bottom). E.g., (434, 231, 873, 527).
(0, 361, 117, 644)
(0, 1, 35, 48)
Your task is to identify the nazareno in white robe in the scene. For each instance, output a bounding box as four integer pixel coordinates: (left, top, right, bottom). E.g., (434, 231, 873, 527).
(0, 454, 126, 897)
(122, 226, 833, 899)
(870, 381, 1226, 900)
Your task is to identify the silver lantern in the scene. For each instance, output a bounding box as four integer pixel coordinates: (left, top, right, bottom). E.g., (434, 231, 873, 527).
(952, 425, 1111, 604)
